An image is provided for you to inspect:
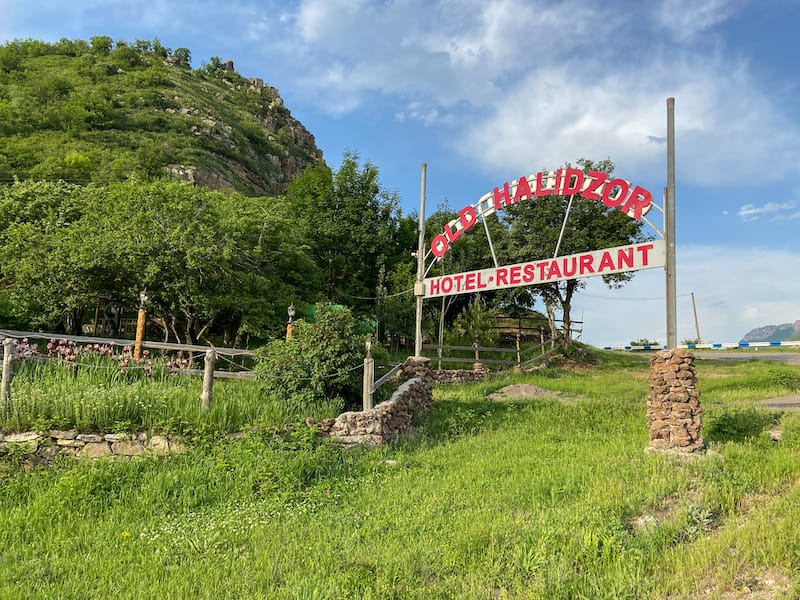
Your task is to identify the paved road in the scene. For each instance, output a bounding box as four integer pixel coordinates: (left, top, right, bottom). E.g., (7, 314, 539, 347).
(694, 351, 800, 364)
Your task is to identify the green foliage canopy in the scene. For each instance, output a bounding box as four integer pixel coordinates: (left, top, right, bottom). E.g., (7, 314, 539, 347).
(0, 179, 316, 341)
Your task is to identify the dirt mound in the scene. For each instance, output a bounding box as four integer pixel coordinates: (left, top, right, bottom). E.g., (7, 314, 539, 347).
(488, 384, 557, 401)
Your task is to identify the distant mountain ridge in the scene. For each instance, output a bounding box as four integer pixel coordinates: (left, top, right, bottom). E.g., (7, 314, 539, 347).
(740, 321, 800, 343)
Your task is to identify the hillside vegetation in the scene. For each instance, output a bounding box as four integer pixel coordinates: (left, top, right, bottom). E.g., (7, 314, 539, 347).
(0, 36, 321, 194)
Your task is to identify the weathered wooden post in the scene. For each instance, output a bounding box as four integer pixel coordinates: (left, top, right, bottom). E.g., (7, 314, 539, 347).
(472, 334, 483, 373)
(200, 349, 216, 412)
(2, 337, 15, 412)
(134, 288, 148, 361)
(362, 335, 374, 411)
(515, 334, 521, 371)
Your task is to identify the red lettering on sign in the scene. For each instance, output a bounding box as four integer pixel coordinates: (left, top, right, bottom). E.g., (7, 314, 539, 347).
(602, 178, 629, 208)
(537, 262, 548, 280)
(465, 272, 477, 290)
(444, 220, 463, 244)
(535, 171, 552, 197)
(581, 171, 607, 201)
(477, 272, 488, 289)
(580, 254, 594, 274)
(431, 234, 449, 258)
(509, 265, 522, 285)
(493, 182, 512, 211)
(523, 264, 536, 283)
(547, 260, 562, 279)
(429, 278, 440, 296)
(598, 251, 615, 271)
(621, 185, 651, 220)
(617, 247, 634, 269)
(562, 168, 584, 195)
(563, 256, 578, 277)
(441, 277, 453, 294)
(453, 274, 465, 291)
(637, 243, 654, 265)
(512, 176, 532, 204)
(459, 205, 477, 232)
(554, 169, 563, 195)
(495, 267, 508, 286)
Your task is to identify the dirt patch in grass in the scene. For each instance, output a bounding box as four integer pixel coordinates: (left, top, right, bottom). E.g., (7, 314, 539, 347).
(696, 568, 795, 599)
(761, 396, 800, 411)
(488, 384, 560, 401)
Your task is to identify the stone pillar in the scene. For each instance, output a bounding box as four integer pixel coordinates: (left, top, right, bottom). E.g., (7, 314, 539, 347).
(647, 349, 703, 454)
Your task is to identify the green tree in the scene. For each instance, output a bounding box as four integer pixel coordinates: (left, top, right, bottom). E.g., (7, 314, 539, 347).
(286, 152, 401, 314)
(173, 48, 191, 68)
(0, 179, 316, 340)
(89, 36, 113, 55)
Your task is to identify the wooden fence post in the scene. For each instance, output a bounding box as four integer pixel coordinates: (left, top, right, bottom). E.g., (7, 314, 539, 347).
(473, 335, 482, 370)
(362, 336, 374, 411)
(2, 338, 15, 412)
(515, 334, 521, 371)
(200, 349, 216, 412)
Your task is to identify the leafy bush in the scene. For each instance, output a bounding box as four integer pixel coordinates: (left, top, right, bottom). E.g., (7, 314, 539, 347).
(254, 303, 366, 415)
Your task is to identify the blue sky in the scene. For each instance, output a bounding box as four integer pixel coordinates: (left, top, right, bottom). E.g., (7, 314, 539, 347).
(2, 0, 798, 346)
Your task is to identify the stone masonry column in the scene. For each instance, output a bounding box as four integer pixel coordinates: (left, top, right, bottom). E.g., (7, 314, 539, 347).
(647, 349, 703, 454)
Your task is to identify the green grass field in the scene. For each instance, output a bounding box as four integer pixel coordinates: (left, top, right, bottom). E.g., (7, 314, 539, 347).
(1, 349, 799, 598)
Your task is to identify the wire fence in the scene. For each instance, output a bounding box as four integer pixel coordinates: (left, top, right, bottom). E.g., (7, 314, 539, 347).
(0, 329, 368, 386)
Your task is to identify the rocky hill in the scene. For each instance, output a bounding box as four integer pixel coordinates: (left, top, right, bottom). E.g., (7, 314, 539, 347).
(740, 321, 800, 343)
(0, 37, 322, 195)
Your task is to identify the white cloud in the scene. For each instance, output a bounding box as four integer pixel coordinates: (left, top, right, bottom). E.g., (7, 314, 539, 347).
(737, 201, 797, 221)
(572, 245, 800, 347)
(654, 0, 740, 40)
(284, 0, 620, 112)
(457, 55, 800, 186)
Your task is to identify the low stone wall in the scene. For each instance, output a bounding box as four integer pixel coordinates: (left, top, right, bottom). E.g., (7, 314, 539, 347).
(318, 357, 434, 446)
(647, 349, 703, 454)
(432, 365, 487, 385)
(0, 430, 186, 462)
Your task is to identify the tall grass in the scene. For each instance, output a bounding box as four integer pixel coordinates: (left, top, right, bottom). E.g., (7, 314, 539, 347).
(1, 357, 342, 434)
(0, 351, 798, 598)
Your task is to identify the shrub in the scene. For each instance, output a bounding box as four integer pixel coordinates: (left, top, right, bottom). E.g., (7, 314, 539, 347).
(253, 303, 366, 415)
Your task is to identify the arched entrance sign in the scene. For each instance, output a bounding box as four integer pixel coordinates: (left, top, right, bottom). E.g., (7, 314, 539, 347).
(413, 100, 677, 356)
(421, 167, 666, 299)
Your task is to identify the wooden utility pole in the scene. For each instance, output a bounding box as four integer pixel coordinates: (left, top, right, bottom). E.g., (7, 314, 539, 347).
(666, 98, 677, 348)
(414, 163, 427, 357)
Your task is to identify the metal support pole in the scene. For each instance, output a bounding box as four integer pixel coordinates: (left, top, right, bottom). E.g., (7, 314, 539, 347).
(666, 97, 677, 349)
(414, 163, 427, 357)
(2, 337, 15, 411)
(200, 349, 216, 412)
(691, 291, 701, 343)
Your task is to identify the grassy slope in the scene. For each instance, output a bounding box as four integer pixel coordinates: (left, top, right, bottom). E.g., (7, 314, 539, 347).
(1, 352, 799, 598)
(0, 42, 316, 194)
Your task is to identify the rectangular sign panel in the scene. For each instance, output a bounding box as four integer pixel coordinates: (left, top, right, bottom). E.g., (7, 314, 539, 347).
(424, 240, 666, 299)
